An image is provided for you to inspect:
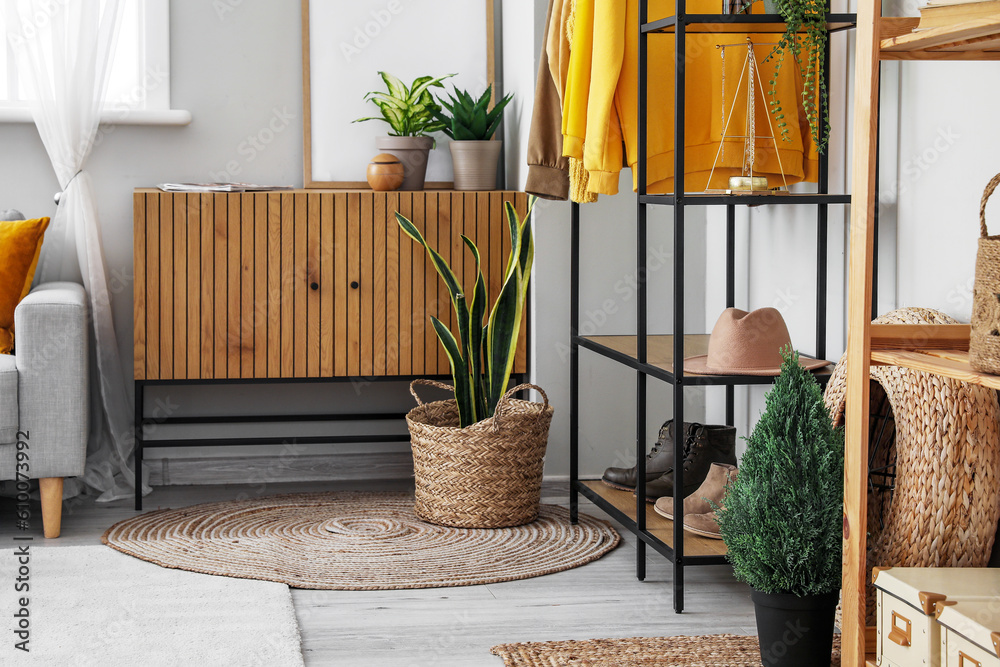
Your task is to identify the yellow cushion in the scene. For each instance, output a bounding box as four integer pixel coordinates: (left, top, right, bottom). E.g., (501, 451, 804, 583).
(0, 217, 50, 354)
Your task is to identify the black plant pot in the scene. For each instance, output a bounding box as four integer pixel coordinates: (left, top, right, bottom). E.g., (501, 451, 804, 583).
(751, 589, 839, 667)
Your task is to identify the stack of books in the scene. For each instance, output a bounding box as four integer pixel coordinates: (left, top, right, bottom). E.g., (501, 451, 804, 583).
(918, 0, 1000, 30)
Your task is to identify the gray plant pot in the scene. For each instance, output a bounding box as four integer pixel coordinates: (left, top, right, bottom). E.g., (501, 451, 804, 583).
(375, 136, 433, 191)
(449, 140, 503, 191)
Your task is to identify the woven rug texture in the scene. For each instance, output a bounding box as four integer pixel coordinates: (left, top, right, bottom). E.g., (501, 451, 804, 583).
(103, 491, 619, 590)
(491, 633, 842, 667)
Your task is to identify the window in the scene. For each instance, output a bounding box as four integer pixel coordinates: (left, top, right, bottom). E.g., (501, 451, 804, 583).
(0, 0, 187, 124)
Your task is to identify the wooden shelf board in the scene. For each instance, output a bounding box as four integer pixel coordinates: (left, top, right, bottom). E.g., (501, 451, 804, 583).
(869, 323, 970, 351)
(871, 348, 1000, 390)
(583, 334, 710, 368)
(581, 481, 728, 557)
(880, 15, 1000, 58)
(582, 334, 834, 379)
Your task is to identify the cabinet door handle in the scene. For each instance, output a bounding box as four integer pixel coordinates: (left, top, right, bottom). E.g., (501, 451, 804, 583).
(310, 282, 319, 291)
(888, 611, 911, 647)
(350, 281, 359, 289)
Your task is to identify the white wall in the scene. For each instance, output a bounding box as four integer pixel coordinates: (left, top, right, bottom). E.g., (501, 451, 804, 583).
(894, 61, 1000, 320)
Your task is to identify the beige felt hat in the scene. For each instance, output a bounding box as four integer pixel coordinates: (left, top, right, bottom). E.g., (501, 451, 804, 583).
(684, 307, 830, 376)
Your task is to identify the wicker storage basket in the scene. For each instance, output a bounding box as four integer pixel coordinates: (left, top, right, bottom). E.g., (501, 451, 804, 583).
(406, 379, 554, 529)
(971, 172, 1000, 373)
(825, 307, 1000, 625)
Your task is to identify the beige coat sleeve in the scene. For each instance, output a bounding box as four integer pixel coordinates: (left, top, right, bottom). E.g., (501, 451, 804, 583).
(526, 0, 570, 201)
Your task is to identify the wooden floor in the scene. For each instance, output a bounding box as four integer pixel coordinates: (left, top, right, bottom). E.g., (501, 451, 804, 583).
(1, 480, 756, 666)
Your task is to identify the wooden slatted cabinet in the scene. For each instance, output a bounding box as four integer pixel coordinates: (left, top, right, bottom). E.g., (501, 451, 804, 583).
(134, 189, 528, 381)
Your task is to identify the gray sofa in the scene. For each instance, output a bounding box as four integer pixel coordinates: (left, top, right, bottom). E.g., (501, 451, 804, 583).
(0, 282, 89, 537)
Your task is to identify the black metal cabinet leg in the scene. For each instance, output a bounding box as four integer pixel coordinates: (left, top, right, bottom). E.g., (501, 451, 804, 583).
(674, 557, 685, 613)
(134, 381, 144, 511)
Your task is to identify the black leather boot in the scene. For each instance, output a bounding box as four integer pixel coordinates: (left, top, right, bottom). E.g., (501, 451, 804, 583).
(640, 424, 737, 503)
(601, 420, 693, 491)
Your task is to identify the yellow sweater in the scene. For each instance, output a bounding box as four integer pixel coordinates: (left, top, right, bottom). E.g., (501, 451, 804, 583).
(563, 0, 820, 195)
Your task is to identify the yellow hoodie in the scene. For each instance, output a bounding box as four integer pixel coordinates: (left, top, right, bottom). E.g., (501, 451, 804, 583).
(563, 0, 820, 195)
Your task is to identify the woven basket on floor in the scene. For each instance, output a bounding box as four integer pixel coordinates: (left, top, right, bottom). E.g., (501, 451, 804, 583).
(971, 172, 1000, 373)
(824, 307, 1000, 625)
(406, 379, 554, 529)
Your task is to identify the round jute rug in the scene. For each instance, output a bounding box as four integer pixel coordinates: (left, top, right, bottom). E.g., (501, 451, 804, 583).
(102, 492, 620, 590)
(491, 633, 842, 666)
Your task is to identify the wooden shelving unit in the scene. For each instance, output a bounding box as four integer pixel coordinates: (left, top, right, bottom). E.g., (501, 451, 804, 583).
(881, 16, 1000, 59)
(842, 7, 1000, 667)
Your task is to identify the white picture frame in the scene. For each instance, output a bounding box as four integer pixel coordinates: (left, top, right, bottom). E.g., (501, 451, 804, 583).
(302, 0, 495, 188)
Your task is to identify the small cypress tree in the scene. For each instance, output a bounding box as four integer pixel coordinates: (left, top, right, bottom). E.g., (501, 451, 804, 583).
(716, 346, 844, 597)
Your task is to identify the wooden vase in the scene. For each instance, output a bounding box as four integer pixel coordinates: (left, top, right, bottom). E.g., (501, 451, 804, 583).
(367, 153, 405, 191)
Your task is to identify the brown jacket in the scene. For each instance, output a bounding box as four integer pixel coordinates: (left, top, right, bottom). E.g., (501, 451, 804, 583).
(525, 0, 569, 201)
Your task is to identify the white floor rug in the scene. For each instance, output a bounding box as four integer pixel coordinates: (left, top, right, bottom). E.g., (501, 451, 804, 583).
(0, 545, 304, 666)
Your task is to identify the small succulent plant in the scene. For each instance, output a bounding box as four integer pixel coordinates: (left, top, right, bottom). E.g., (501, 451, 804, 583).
(434, 85, 513, 141)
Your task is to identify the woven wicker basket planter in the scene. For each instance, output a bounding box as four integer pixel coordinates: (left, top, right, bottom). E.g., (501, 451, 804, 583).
(824, 307, 1000, 624)
(406, 380, 554, 529)
(971, 172, 1000, 373)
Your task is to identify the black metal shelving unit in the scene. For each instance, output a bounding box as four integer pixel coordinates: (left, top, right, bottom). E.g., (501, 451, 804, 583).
(568, 4, 857, 613)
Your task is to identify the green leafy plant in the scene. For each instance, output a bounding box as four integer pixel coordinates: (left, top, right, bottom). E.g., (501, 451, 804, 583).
(396, 197, 536, 427)
(433, 85, 513, 141)
(714, 346, 844, 597)
(764, 0, 830, 153)
(354, 72, 455, 137)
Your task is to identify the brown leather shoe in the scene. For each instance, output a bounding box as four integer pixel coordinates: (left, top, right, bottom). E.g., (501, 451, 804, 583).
(601, 420, 692, 491)
(654, 463, 737, 520)
(682, 512, 724, 539)
(638, 424, 736, 502)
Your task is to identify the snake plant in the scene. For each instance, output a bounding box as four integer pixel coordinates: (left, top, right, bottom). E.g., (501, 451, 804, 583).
(354, 71, 455, 137)
(397, 196, 536, 427)
(434, 85, 513, 141)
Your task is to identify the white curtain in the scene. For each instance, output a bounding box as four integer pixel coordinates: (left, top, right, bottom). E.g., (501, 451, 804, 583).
(9, 0, 148, 501)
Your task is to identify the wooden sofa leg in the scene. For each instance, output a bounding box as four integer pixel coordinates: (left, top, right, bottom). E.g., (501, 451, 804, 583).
(39, 478, 63, 538)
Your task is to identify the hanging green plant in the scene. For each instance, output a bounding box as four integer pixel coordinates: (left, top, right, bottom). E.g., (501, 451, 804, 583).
(764, 0, 830, 154)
